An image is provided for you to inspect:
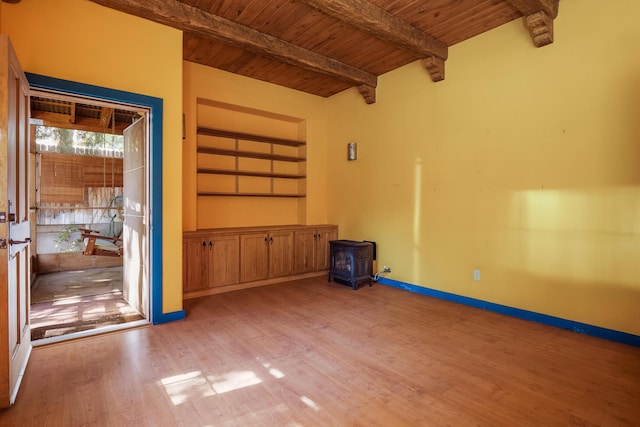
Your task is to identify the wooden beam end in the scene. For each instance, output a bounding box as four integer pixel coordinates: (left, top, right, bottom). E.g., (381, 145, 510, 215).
(357, 85, 376, 104)
(525, 11, 554, 47)
(506, 0, 559, 18)
(422, 56, 445, 82)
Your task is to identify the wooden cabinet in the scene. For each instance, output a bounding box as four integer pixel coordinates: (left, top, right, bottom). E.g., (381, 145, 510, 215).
(183, 225, 336, 298)
(315, 226, 338, 270)
(239, 233, 269, 283)
(210, 234, 241, 286)
(294, 226, 338, 273)
(183, 237, 209, 292)
(293, 229, 315, 274)
(183, 234, 240, 292)
(240, 230, 293, 282)
(267, 230, 294, 278)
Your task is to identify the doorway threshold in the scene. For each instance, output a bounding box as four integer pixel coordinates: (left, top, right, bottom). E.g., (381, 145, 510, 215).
(32, 319, 150, 347)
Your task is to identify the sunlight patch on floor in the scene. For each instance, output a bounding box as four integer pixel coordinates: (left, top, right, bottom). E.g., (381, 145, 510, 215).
(262, 360, 285, 379)
(94, 291, 121, 300)
(52, 296, 82, 305)
(160, 370, 264, 405)
(83, 306, 107, 316)
(268, 367, 285, 379)
(160, 371, 209, 405)
(300, 396, 320, 411)
(209, 371, 262, 394)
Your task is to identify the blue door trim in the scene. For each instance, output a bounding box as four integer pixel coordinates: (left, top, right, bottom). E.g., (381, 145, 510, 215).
(26, 73, 185, 324)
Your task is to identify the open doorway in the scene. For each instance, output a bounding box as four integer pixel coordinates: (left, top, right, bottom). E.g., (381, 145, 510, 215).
(29, 91, 150, 342)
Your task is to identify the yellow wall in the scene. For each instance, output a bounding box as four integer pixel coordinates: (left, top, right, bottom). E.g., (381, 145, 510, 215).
(1, 0, 184, 314)
(326, 0, 640, 335)
(183, 61, 328, 230)
(3, 0, 637, 336)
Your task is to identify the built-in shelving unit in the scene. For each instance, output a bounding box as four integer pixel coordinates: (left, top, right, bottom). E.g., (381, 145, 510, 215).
(196, 126, 306, 198)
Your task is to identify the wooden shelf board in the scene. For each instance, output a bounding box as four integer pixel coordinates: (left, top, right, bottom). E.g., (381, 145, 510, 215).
(197, 168, 306, 179)
(197, 127, 305, 147)
(197, 146, 306, 162)
(198, 192, 306, 198)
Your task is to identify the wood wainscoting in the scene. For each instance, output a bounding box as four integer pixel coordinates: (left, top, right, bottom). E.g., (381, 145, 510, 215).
(2, 276, 638, 425)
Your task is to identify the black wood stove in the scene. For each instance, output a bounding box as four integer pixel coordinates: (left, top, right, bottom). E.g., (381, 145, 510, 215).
(328, 240, 373, 290)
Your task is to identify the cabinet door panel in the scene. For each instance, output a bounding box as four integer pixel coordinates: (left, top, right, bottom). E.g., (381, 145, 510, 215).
(316, 227, 338, 271)
(240, 233, 269, 282)
(269, 231, 293, 278)
(293, 229, 316, 274)
(183, 238, 209, 292)
(210, 235, 240, 286)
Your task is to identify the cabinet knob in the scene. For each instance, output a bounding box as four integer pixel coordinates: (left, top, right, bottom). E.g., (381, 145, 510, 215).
(209, 241, 213, 249)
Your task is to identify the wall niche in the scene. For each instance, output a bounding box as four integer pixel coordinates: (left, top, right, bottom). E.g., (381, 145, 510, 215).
(195, 99, 307, 229)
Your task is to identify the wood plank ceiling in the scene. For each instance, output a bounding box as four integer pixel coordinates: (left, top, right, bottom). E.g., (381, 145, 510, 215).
(30, 96, 141, 135)
(91, 0, 559, 104)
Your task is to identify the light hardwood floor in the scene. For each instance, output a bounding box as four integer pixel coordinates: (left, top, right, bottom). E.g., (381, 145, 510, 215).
(1, 277, 639, 426)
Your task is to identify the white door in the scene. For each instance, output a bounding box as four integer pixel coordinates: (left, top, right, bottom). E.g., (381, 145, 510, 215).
(122, 116, 148, 318)
(0, 34, 32, 408)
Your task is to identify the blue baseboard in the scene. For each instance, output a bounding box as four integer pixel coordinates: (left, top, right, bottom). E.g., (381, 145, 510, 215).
(153, 309, 186, 325)
(377, 277, 640, 348)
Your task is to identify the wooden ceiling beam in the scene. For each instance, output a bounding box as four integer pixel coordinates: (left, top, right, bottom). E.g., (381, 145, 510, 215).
(506, 0, 559, 18)
(357, 85, 376, 104)
(89, 0, 379, 103)
(299, 0, 448, 82)
(506, 0, 560, 47)
(30, 111, 127, 135)
(525, 11, 554, 47)
(298, 0, 448, 59)
(69, 102, 76, 124)
(421, 56, 445, 83)
(100, 107, 114, 130)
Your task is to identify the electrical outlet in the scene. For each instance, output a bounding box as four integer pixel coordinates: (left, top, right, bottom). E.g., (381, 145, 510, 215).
(473, 269, 481, 281)
(383, 266, 392, 273)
